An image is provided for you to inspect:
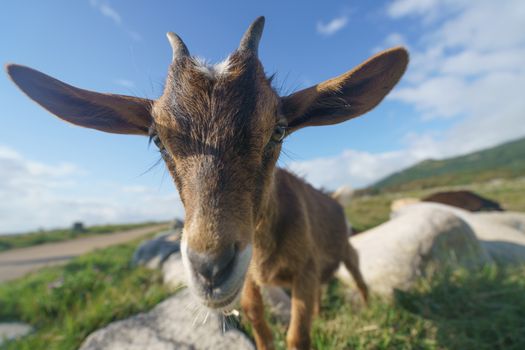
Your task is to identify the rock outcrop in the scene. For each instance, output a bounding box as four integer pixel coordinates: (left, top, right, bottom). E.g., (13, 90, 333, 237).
(79, 289, 254, 350)
(394, 203, 525, 264)
(132, 230, 182, 269)
(337, 205, 492, 297)
(0, 322, 32, 346)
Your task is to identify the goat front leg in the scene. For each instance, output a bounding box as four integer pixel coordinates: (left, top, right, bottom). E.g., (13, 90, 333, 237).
(287, 260, 318, 350)
(241, 276, 275, 350)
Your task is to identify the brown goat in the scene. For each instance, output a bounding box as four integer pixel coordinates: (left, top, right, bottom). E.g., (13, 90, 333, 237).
(423, 190, 503, 212)
(7, 17, 408, 349)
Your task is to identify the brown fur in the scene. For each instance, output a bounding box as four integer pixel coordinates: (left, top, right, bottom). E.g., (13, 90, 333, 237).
(423, 190, 503, 212)
(6, 17, 408, 350)
(243, 169, 368, 349)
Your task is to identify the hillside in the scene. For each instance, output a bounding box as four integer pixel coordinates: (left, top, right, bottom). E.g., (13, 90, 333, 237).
(370, 137, 525, 193)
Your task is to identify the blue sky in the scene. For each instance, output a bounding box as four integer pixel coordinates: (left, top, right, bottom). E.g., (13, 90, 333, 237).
(1, 0, 524, 233)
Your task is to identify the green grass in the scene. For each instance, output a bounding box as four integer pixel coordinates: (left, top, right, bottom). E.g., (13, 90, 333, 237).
(370, 137, 525, 193)
(0, 238, 173, 350)
(261, 264, 525, 350)
(346, 193, 395, 232)
(4, 242, 524, 350)
(1, 178, 524, 349)
(0, 222, 162, 252)
(347, 178, 525, 232)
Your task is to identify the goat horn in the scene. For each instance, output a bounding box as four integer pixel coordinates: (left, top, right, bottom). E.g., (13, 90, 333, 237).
(166, 32, 189, 62)
(239, 16, 265, 56)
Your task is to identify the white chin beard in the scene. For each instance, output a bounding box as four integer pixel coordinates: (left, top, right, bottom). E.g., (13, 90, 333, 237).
(181, 240, 252, 310)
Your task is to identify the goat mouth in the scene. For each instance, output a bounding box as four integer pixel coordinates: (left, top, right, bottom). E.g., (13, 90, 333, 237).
(202, 283, 243, 310)
(197, 265, 246, 310)
(181, 242, 252, 309)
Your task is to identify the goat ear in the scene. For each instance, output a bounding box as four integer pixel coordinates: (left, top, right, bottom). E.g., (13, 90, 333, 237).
(6, 64, 153, 135)
(281, 47, 408, 133)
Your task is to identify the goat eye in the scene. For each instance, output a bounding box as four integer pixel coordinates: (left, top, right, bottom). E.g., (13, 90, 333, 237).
(271, 125, 286, 143)
(150, 134, 165, 151)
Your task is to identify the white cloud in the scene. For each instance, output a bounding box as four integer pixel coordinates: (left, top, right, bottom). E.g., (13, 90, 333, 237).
(390, 75, 467, 120)
(386, 0, 465, 23)
(389, 0, 525, 150)
(387, 0, 441, 19)
(99, 2, 121, 24)
(291, 0, 525, 190)
(287, 131, 450, 190)
(114, 79, 136, 89)
(316, 16, 348, 36)
(127, 30, 143, 42)
(89, 0, 141, 41)
(287, 149, 415, 190)
(89, 0, 121, 25)
(384, 32, 406, 47)
(0, 146, 183, 234)
(372, 32, 408, 53)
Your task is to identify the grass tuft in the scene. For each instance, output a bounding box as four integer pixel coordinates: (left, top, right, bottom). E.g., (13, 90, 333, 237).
(347, 178, 525, 232)
(0, 239, 172, 350)
(258, 264, 525, 350)
(0, 222, 162, 252)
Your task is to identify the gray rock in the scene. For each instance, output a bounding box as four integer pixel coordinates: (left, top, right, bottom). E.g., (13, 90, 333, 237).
(132, 230, 182, 269)
(0, 322, 32, 346)
(261, 286, 291, 324)
(394, 203, 525, 264)
(170, 219, 184, 231)
(337, 206, 492, 297)
(162, 252, 187, 288)
(474, 211, 525, 233)
(79, 289, 254, 350)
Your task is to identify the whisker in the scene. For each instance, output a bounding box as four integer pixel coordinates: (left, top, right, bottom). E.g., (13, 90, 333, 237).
(192, 307, 204, 327)
(184, 299, 198, 312)
(224, 314, 232, 332)
(138, 156, 164, 177)
(279, 147, 299, 163)
(158, 165, 169, 191)
(202, 310, 210, 325)
(223, 315, 228, 333)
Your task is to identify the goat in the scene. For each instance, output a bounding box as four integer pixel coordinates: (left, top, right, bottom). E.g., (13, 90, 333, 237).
(423, 190, 503, 212)
(7, 17, 408, 350)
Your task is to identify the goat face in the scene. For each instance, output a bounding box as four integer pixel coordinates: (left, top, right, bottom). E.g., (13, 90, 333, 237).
(152, 46, 283, 309)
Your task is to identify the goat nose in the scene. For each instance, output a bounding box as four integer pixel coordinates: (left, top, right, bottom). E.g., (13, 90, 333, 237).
(187, 244, 236, 286)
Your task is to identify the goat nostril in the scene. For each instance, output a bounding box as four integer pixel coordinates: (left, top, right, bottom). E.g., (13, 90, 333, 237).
(187, 244, 237, 286)
(212, 245, 236, 285)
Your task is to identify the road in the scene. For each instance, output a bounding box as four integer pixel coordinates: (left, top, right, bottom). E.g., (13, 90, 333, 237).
(0, 224, 168, 283)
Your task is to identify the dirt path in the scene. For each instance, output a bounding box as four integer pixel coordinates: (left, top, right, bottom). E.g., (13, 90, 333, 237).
(0, 224, 168, 283)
